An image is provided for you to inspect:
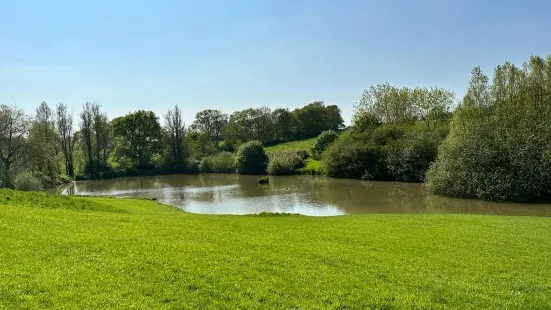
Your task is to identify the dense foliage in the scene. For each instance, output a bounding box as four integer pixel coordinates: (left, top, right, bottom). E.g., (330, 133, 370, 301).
(325, 85, 453, 182)
(12, 172, 42, 191)
(199, 152, 236, 173)
(427, 55, 551, 202)
(311, 130, 338, 160)
(235, 141, 268, 175)
(222, 101, 344, 146)
(267, 150, 308, 175)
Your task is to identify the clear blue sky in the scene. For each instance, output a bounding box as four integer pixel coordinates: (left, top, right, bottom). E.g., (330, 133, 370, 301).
(1, 0, 550, 125)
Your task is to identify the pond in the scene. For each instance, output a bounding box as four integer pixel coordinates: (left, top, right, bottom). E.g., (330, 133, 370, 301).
(63, 174, 551, 216)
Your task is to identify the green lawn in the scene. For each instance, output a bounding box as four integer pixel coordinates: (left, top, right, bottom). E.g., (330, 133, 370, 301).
(265, 138, 316, 153)
(1, 189, 551, 309)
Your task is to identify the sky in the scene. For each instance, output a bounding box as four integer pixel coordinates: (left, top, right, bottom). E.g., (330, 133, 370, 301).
(1, 0, 550, 125)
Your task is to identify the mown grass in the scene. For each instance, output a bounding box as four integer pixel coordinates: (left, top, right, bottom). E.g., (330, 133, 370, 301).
(1, 189, 551, 309)
(265, 138, 316, 153)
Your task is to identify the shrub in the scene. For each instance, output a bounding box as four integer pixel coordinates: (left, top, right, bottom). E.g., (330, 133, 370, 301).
(385, 132, 440, 182)
(323, 132, 387, 180)
(267, 157, 296, 175)
(311, 130, 339, 159)
(185, 158, 201, 174)
(199, 152, 236, 173)
(267, 150, 308, 175)
(13, 172, 42, 191)
(235, 141, 268, 175)
(258, 176, 270, 184)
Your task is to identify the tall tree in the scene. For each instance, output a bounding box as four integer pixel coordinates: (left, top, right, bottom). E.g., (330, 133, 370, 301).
(91, 104, 112, 167)
(165, 105, 186, 172)
(0, 104, 31, 187)
(112, 110, 163, 168)
(56, 103, 77, 177)
(190, 109, 228, 147)
(79, 102, 94, 170)
(29, 102, 59, 180)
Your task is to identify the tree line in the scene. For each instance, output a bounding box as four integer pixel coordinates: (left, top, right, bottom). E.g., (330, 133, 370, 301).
(321, 53, 551, 202)
(0, 100, 343, 188)
(4, 53, 547, 203)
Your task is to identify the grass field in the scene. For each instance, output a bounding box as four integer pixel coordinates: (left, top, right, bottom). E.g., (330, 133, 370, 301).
(265, 138, 316, 153)
(1, 189, 551, 309)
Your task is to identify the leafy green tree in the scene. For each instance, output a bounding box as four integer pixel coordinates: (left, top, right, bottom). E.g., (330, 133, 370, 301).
(224, 107, 275, 145)
(311, 130, 339, 160)
(272, 108, 295, 142)
(191, 109, 228, 148)
(292, 101, 344, 138)
(112, 110, 163, 169)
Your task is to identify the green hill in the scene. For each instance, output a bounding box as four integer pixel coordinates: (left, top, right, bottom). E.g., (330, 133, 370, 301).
(265, 138, 316, 153)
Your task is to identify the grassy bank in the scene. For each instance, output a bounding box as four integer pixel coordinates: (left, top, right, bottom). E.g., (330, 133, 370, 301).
(1, 190, 551, 309)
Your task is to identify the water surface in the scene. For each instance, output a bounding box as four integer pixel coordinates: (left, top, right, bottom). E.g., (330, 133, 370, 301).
(65, 174, 551, 216)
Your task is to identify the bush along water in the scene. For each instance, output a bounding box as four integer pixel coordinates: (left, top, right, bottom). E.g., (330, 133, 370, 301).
(324, 124, 446, 182)
(199, 152, 236, 173)
(267, 149, 308, 175)
(13, 172, 43, 191)
(426, 56, 551, 202)
(235, 141, 269, 175)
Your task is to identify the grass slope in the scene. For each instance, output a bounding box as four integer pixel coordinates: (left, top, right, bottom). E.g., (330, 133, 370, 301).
(1, 189, 551, 309)
(265, 138, 316, 153)
(266, 138, 324, 174)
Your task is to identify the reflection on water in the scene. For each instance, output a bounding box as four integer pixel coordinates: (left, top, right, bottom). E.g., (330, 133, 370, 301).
(63, 174, 551, 216)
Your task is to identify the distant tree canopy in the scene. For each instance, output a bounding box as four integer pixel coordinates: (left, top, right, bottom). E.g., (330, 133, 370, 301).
(427, 55, 551, 202)
(353, 84, 454, 131)
(292, 101, 344, 139)
(221, 101, 344, 148)
(0, 96, 346, 186)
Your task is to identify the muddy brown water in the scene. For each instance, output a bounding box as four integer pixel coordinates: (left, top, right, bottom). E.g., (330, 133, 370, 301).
(63, 174, 551, 216)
